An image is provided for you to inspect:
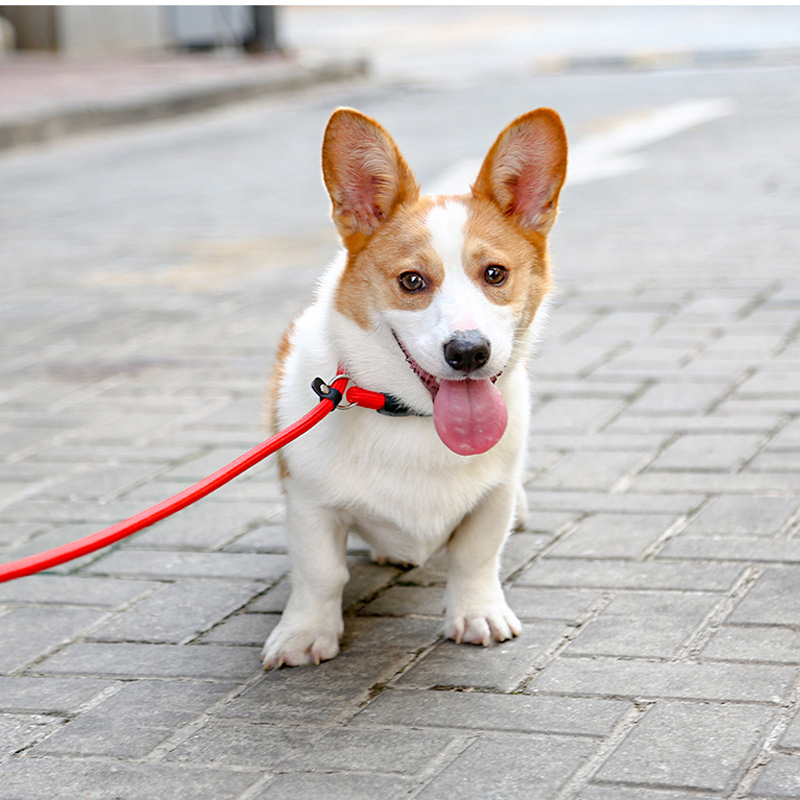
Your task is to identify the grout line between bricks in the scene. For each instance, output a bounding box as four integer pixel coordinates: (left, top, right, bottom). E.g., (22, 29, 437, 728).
(732, 672, 800, 798)
(642, 494, 719, 560)
(676, 564, 765, 660)
(515, 593, 616, 694)
(550, 701, 653, 800)
(406, 734, 482, 798)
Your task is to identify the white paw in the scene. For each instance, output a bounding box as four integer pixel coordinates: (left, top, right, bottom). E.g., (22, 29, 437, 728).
(261, 619, 342, 670)
(445, 602, 522, 646)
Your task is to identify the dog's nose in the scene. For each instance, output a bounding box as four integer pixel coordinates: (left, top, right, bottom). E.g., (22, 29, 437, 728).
(443, 331, 491, 373)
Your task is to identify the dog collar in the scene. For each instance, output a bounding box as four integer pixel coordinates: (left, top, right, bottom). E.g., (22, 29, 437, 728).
(313, 367, 431, 418)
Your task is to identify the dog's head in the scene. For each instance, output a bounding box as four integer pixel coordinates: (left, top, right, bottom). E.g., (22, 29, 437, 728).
(322, 108, 567, 455)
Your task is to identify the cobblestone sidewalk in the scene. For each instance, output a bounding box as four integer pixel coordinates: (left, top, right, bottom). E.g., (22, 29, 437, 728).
(1, 62, 800, 800)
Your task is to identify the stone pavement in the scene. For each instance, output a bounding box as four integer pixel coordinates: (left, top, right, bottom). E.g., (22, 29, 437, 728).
(2, 31, 800, 800)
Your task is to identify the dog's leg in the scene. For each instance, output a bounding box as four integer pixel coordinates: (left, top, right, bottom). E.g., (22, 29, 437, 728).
(513, 482, 528, 531)
(444, 482, 522, 646)
(261, 494, 348, 669)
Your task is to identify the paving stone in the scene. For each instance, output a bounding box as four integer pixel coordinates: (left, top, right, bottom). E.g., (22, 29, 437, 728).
(40, 463, 166, 503)
(702, 625, 800, 664)
(0, 758, 258, 800)
(90, 579, 263, 643)
(532, 347, 620, 381)
(343, 558, 403, 608)
(748, 753, 800, 797)
(415, 733, 597, 800)
(0, 520, 41, 548)
(254, 772, 413, 800)
(504, 586, 602, 622)
(660, 536, 800, 563)
(607, 412, 785, 435)
(532, 656, 795, 703)
(361, 585, 444, 617)
(199, 612, 278, 645)
(36, 642, 259, 680)
(0, 574, 159, 605)
(357, 688, 628, 737)
(682, 495, 799, 536)
(396, 623, 564, 692)
(528, 397, 623, 433)
(739, 373, 800, 401)
(219, 649, 414, 723)
(0, 606, 108, 674)
(30, 680, 234, 757)
(546, 513, 677, 559)
(526, 491, 704, 515)
(247, 579, 290, 613)
(169, 719, 456, 773)
(342, 616, 443, 651)
(530, 432, 666, 453)
(728, 567, 800, 625)
(594, 700, 773, 792)
(85, 549, 289, 581)
(0, 676, 112, 713)
(125, 501, 271, 549)
(532, 450, 648, 491)
(628, 381, 728, 414)
(0, 712, 65, 755)
(577, 789, 719, 800)
(518, 558, 744, 591)
(0, 523, 111, 574)
(748, 450, 800, 472)
(768, 418, 800, 449)
(650, 433, 764, 471)
(779, 706, 800, 751)
(566, 591, 719, 658)
(224, 521, 287, 552)
(631, 470, 800, 495)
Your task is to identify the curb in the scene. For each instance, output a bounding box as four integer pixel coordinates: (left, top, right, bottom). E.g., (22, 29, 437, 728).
(536, 45, 800, 74)
(0, 55, 368, 152)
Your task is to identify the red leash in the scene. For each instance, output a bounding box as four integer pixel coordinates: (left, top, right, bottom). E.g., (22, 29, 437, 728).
(0, 375, 391, 583)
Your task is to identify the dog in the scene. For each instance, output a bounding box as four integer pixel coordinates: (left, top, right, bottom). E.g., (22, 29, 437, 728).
(262, 107, 567, 668)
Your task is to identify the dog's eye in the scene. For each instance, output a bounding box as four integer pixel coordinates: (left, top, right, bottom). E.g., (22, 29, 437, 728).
(399, 271, 426, 293)
(484, 265, 508, 286)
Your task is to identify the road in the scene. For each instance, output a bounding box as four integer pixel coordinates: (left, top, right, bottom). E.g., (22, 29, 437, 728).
(2, 10, 800, 799)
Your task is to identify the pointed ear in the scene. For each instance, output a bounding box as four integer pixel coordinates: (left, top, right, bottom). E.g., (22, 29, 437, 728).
(472, 108, 567, 236)
(322, 108, 419, 249)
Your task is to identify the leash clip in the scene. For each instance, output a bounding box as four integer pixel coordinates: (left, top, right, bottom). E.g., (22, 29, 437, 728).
(311, 376, 343, 407)
(311, 373, 356, 409)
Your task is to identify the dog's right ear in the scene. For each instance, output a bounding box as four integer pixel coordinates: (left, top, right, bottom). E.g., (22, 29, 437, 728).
(322, 108, 420, 252)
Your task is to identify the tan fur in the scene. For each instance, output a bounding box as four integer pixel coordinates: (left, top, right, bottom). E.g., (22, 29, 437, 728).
(322, 108, 420, 256)
(264, 320, 295, 480)
(333, 196, 445, 328)
(472, 108, 567, 235)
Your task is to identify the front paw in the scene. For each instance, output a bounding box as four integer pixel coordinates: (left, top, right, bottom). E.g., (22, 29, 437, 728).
(445, 602, 522, 647)
(261, 619, 342, 669)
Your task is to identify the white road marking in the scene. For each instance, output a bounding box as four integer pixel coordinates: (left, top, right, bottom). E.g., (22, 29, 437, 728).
(425, 98, 734, 195)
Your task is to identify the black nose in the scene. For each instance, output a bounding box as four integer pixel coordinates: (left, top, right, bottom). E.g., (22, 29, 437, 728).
(443, 331, 491, 373)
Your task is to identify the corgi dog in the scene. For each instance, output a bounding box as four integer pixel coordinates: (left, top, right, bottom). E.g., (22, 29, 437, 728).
(262, 107, 567, 668)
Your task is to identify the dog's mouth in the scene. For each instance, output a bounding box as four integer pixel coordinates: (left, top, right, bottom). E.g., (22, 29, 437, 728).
(392, 332, 508, 456)
(393, 334, 442, 398)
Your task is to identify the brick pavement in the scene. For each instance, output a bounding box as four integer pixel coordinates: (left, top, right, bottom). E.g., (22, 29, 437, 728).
(1, 62, 800, 800)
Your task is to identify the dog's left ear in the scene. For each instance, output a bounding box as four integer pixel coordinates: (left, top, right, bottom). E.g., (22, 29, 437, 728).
(322, 108, 420, 251)
(472, 109, 568, 236)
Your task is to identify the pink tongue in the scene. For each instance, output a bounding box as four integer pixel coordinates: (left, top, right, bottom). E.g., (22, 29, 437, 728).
(433, 379, 508, 456)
